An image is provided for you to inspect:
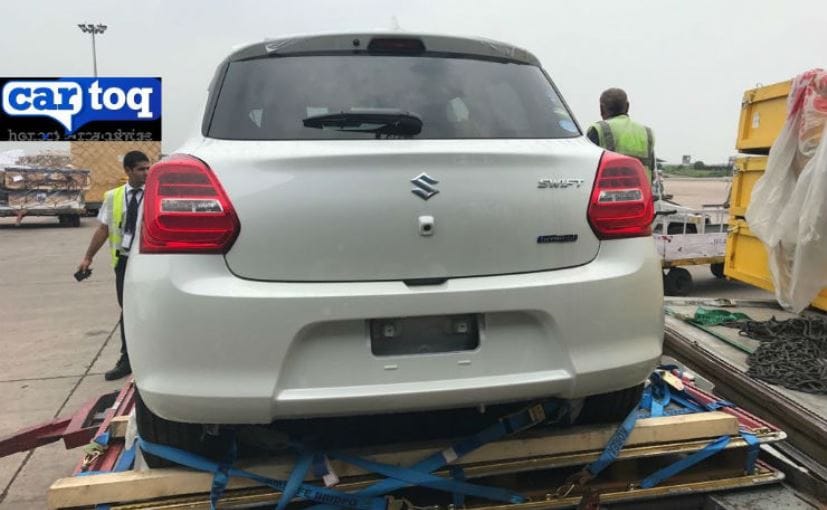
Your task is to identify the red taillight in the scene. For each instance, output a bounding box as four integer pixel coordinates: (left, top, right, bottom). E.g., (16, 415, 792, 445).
(141, 154, 240, 253)
(587, 151, 654, 239)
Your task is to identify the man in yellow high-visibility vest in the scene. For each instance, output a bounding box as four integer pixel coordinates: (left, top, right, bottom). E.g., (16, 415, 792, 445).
(587, 88, 656, 182)
(77, 151, 150, 380)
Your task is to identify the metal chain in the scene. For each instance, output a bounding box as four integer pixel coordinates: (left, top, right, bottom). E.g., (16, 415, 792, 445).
(724, 316, 827, 394)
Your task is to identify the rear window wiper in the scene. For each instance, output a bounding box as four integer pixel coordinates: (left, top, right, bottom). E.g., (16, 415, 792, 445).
(302, 109, 423, 138)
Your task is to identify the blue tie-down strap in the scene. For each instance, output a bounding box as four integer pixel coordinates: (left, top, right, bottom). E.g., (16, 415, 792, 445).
(140, 400, 560, 510)
(113, 444, 136, 472)
(557, 401, 643, 496)
(584, 403, 640, 478)
(307, 400, 560, 510)
(667, 389, 734, 414)
(648, 381, 671, 418)
(95, 431, 111, 447)
(637, 385, 695, 419)
(653, 366, 736, 414)
(577, 374, 698, 486)
(740, 429, 759, 474)
(562, 372, 742, 496)
(313, 453, 340, 487)
(648, 369, 727, 416)
(639, 435, 731, 489)
(209, 430, 239, 509)
(666, 392, 705, 413)
(276, 453, 315, 510)
(449, 466, 466, 509)
(583, 373, 714, 481)
(330, 451, 526, 504)
(312, 454, 331, 480)
(703, 399, 736, 411)
(643, 372, 695, 417)
(138, 438, 387, 510)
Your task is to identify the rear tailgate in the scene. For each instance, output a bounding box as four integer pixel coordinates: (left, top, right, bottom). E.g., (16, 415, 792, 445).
(195, 138, 603, 281)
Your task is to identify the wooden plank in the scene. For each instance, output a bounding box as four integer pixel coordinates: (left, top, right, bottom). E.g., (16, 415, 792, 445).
(108, 416, 130, 439)
(49, 412, 738, 509)
(51, 459, 783, 510)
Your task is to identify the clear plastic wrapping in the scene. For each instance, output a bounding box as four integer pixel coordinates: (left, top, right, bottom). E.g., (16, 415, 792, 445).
(746, 69, 827, 312)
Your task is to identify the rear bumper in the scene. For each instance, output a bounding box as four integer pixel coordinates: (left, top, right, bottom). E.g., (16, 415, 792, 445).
(125, 238, 663, 424)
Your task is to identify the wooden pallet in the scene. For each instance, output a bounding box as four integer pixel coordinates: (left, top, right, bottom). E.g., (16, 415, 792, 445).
(49, 410, 785, 509)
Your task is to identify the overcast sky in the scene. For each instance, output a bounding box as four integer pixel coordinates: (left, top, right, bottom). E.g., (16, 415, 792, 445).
(1, 0, 824, 163)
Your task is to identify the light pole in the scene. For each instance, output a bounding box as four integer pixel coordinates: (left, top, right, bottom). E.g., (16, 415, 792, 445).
(77, 23, 107, 77)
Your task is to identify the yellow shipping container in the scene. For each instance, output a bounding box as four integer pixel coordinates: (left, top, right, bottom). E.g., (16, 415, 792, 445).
(735, 80, 791, 153)
(725, 219, 827, 311)
(729, 156, 767, 217)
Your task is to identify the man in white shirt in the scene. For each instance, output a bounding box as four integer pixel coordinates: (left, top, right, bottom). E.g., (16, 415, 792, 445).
(77, 151, 150, 380)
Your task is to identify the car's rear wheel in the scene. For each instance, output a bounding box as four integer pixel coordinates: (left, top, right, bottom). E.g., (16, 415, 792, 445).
(710, 262, 725, 279)
(135, 391, 222, 468)
(574, 383, 644, 425)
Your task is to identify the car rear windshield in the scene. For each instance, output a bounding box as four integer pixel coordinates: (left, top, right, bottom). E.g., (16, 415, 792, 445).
(207, 55, 580, 140)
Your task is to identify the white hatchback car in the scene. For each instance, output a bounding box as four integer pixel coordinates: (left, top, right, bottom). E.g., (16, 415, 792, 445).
(125, 33, 662, 459)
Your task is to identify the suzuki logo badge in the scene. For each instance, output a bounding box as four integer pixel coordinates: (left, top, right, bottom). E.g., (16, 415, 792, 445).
(410, 172, 439, 200)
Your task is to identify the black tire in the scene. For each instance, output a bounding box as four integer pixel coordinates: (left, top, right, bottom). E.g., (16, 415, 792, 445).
(710, 262, 725, 279)
(58, 215, 81, 227)
(575, 383, 644, 425)
(135, 390, 223, 468)
(663, 267, 693, 296)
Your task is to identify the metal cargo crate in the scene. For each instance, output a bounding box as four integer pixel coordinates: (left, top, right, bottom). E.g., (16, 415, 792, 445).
(729, 156, 767, 217)
(725, 219, 827, 311)
(735, 80, 791, 153)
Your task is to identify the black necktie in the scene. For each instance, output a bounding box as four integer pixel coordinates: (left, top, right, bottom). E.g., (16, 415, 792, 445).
(124, 189, 140, 234)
